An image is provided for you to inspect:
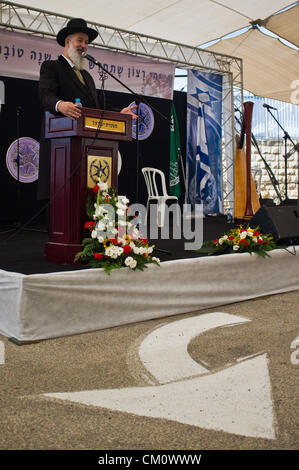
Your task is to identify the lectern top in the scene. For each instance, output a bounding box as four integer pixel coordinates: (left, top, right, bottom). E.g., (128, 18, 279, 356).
(45, 106, 132, 141)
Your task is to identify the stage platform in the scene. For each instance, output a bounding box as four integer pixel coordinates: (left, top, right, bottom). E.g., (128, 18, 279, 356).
(0, 218, 299, 342)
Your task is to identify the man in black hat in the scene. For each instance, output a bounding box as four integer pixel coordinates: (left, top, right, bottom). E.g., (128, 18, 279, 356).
(38, 18, 136, 200)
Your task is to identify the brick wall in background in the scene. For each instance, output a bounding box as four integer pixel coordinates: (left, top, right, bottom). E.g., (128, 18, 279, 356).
(251, 139, 299, 202)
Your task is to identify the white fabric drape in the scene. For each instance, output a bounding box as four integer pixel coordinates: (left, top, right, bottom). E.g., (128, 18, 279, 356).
(1, 247, 299, 341)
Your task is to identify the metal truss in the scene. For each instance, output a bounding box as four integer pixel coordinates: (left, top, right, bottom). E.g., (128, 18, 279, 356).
(0, 0, 243, 212)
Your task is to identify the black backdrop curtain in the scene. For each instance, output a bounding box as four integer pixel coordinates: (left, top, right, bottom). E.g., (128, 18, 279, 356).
(0, 75, 186, 225)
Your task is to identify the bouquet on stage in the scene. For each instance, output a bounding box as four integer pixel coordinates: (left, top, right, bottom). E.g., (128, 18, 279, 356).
(75, 180, 160, 274)
(199, 226, 278, 258)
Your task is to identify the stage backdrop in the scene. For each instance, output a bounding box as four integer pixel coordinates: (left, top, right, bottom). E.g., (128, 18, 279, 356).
(0, 74, 186, 225)
(186, 70, 223, 214)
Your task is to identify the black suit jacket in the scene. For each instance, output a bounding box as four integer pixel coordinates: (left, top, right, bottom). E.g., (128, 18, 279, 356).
(38, 55, 101, 200)
(39, 55, 100, 113)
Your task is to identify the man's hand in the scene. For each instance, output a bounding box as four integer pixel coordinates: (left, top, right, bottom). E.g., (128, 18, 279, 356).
(120, 104, 138, 119)
(57, 101, 82, 119)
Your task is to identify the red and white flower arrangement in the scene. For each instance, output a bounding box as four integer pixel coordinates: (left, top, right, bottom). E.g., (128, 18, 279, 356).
(199, 226, 277, 258)
(75, 180, 160, 274)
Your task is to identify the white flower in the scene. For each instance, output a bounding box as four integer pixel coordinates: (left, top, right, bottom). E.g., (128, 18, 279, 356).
(91, 230, 97, 239)
(130, 259, 137, 269)
(240, 231, 247, 239)
(247, 231, 253, 237)
(252, 237, 257, 243)
(105, 245, 122, 259)
(97, 236, 104, 243)
(118, 196, 129, 205)
(94, 205, 107, 217)
(98, 181, 108, 191)
(125, 256, 136, 268)
(116, 209, 125, 216)
(222, 235, 228, 240)
(233, 245, 240, 251)
(218, 238, 223, 245)
(147, 246, 153, 254)
(96, 221, 106, 231)
(152, 257, 160, 264)
(116, 246, 123, 256)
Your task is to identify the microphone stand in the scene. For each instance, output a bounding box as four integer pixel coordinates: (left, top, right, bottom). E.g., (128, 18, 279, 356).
(83, 53, 172, 126)
(264, 106, 298, 203)
(84, 53, 172, 255)
(15, 105, 22, 229)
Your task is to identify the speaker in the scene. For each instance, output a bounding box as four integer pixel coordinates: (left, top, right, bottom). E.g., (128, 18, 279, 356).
(250, 205, 299, 242)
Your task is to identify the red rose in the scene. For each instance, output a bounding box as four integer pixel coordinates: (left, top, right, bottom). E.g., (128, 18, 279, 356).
(240, 228, 247, 232)
(258, 238, 263, 244)
(94, 253, 103, 260)
(253, 231, 259, 236)
(123, 245, 132, 255)
(84, 221, 95, 229)
(93, 185, 99, 194)
(265, 240, 269, 245)
(228, 236, 234, 240)
(214, 238, 219, 244)
(105, 194, 110, 202)
(240, 239, 248, 246)
(109, 238, 118, 245)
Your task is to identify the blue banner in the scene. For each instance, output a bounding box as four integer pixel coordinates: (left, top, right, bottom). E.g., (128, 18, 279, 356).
(186, 70, 223, 214)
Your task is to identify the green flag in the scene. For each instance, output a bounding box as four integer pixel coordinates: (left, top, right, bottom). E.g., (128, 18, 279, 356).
(169, 102, 181, 198)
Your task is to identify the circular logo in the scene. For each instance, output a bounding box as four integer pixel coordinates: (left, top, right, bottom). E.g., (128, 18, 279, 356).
(89, 158, 111, 185)
(130, 101, 154, 140)
(6, 137, 39, 183)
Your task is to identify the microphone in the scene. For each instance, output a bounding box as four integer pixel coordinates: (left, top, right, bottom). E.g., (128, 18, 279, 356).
(263, 103, 277, 111)
(82, 52, 99, 65)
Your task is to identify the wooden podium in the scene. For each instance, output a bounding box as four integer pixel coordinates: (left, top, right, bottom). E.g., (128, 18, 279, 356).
(44, 107, 132, 264)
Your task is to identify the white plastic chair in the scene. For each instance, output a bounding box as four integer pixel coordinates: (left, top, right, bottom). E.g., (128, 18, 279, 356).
(142, 167, 179, 227)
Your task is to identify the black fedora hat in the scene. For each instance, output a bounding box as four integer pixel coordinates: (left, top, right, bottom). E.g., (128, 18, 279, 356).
(56, 18, 98, 46)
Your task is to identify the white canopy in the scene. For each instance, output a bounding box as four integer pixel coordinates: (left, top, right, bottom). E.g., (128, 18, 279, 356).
(263, 2, 299, 47)
(208, 27, 299, 103)
(9, 0, 294, 47)
(1, 1, 298, 103)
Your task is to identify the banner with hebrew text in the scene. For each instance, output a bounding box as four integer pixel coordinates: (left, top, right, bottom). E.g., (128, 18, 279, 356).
(0, 30, 174, 99)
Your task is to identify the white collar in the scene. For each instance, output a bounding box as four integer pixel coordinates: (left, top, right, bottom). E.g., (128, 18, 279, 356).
(62, 54, 77, 69)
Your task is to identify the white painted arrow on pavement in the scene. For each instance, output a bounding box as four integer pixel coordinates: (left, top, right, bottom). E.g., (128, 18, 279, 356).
(44, 312, 276, 439)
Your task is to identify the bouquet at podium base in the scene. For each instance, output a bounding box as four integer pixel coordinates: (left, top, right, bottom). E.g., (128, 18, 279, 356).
(75, 180, 160, 274)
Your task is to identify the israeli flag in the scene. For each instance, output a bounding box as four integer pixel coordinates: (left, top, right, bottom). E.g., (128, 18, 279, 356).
(187, 70, 223, 214)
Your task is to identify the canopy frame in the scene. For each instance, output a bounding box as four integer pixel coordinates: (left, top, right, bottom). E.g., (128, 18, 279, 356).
(0, 0, 244, 212)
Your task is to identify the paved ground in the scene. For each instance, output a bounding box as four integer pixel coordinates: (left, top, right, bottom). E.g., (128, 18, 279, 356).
(0, 290, 298, 453)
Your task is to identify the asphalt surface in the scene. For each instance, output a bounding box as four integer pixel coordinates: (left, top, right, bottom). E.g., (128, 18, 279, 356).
(0, 289, 298, 457)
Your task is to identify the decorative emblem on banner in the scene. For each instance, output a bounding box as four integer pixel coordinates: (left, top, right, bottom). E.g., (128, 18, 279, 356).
(6, 137, 39, 183)
(130, 101, 154, 140)
(87, 156, 112, 188)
